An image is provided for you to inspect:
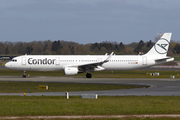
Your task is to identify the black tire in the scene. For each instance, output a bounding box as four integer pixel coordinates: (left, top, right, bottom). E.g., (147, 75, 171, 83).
(22, 75, 26, 78)
(86, 73, 92, 78)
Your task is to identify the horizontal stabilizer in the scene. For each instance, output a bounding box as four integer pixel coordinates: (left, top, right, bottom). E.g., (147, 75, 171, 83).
(155, 57, 174, 62)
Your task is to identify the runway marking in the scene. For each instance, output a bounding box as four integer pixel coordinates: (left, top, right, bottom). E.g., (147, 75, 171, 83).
(1, 114, 180, 119)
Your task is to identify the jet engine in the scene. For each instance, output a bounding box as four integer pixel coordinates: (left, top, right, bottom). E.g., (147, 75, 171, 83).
(64, 67, 79, 76)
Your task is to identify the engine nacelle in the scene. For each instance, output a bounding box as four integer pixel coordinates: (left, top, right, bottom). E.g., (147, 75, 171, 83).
(64, 67, 79, 76)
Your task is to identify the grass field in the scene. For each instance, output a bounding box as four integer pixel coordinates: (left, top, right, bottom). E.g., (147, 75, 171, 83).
(0, 81, 144, 93)
(0, 96, 179, 116)
(0, 69, 180, 78)
(174, 57, 180, 61)
(0, 69, 179, 119)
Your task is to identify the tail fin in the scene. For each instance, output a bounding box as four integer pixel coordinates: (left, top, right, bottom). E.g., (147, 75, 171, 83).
(145, 33, 172, 57)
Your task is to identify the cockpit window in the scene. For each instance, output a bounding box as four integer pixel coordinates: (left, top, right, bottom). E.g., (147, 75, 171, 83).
(12, 59, 17, 62)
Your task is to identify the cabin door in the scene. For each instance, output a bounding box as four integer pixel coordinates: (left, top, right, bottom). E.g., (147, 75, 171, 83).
(22, 57, 26, 65)
(142, 57, 147, 65)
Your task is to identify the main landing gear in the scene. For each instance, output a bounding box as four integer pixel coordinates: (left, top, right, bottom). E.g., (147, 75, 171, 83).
(22, 70, 26, 78)
(86, 73, 92, 78)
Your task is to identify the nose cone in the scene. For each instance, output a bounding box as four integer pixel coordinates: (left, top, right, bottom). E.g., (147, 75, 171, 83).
(5, 62, 10, 69)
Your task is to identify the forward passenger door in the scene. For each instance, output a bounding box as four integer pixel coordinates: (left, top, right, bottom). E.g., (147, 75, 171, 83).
(22, 57, 26, 65)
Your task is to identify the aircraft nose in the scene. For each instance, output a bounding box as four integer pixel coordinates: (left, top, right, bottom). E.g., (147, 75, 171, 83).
(5, 62, 10, 68)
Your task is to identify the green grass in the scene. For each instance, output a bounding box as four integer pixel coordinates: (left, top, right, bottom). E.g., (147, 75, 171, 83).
(76, 117, 179, 120)
(174, 57, 180, 61)
(0, 69, 180, 78)
(0, 70, 179, 119)
(0, 96, 180, 116)
(60, 117, 179, 120)
(91, 70, 180, 78)
(0, 81, 143, 93)
(64, 117, 179, 120)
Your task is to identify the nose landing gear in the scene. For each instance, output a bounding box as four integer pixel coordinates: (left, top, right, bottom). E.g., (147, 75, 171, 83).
(22, 70, 26, 78)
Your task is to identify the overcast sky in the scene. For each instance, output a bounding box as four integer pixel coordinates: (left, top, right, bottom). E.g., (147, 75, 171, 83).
(0, 0, 179, 44)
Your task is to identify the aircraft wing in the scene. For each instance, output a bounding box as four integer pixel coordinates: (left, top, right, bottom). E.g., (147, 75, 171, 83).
(78, 52, 114, 72)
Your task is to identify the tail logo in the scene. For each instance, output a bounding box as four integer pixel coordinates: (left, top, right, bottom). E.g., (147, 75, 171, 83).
(154, 38, 169, 54)
(157, 44, 168, 51)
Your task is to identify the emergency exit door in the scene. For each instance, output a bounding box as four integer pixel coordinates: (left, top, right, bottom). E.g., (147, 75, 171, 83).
(55, 57, 60, 65)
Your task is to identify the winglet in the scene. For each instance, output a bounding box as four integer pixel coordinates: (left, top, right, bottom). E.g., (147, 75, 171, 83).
(104, 52, 114, 62)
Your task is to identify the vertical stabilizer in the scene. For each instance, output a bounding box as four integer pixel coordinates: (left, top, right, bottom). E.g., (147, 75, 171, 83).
(145, 33, 172, 57)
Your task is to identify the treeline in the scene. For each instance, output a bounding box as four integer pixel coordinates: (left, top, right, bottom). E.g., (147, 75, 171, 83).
(0, 39, 179, 56)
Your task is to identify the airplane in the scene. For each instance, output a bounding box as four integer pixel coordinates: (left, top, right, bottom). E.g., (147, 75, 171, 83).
(5, 33, 174, 78)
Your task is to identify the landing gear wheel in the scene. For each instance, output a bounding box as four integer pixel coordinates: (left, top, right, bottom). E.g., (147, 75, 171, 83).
(22, 75, 26, 78)
(86, 73, 92, 78)
(22, 70, 26, 78)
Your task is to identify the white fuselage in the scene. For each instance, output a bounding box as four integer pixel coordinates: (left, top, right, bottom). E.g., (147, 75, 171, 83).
(5, 54, 171, 71)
